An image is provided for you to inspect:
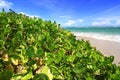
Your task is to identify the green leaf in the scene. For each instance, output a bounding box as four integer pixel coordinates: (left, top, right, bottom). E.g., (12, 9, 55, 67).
(109, 56, 114, 62)
(41, 65, 53, 80)
(27, 60, 36, 66)
(85, 73, 95, 80)
(36, 49, 44, 57)
(26, 46, 35, 58)
(73, 65, 85, 73)
(21, 70, 33, 80)
(46, 53, 54, 64)
(9, 53, 21, 60)
(0, 70, 13, 80)
(67, 55, 75, 62)
(18, 23, 23, 29)
(54, 50, 64, 64)
(76, 52, 82, 57)
(33, 73, 49, 80)
(12, 74, 23, 80)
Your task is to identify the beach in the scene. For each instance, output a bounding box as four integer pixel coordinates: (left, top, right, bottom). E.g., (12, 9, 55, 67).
(76, 36, 120, 64)
(65, 27, 120, 64)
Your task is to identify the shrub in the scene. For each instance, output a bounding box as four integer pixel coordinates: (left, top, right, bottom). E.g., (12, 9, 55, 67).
(0, 9, 120, 80)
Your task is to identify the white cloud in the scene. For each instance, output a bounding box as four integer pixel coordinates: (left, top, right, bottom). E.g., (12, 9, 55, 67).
(94, 16, 120, 21)
(92, 21, 110, 26)
(116, 20, 120, 25)
(0, 0, 13, 8)
(92, 16, 120, 26)
(64, 19, 84, 26)
(78, 19, 84, 23)
(90, 5, 120, 19)
(64, 20, 76, 26)
(19, 12, 40, 18)
(89, 5, 120, 26)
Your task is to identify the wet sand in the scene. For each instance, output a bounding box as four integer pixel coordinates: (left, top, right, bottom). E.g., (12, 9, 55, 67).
(76, 36, 120, 64)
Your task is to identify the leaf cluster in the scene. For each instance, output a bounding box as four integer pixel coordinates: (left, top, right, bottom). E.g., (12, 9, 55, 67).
(0, 9, 120, 80)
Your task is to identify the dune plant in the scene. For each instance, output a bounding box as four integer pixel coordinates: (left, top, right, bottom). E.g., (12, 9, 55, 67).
(0, 9, 120, 80)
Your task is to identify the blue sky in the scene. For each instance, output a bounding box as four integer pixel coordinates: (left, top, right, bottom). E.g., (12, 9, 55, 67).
(0, 0, 120, 27)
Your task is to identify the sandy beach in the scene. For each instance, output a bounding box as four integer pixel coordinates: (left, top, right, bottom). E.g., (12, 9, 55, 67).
(76, 36, 120, 64)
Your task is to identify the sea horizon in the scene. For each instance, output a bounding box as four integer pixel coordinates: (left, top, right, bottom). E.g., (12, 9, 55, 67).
(64, 27, 120, 42)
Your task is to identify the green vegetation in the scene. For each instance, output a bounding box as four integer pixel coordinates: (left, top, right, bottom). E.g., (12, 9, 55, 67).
(0, 9, 120, 80)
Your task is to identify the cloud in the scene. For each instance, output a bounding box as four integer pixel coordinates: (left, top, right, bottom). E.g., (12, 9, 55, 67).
(90, 5, 120, 18)
(64, 19, 84, 26)
(19, 12, 40, 18)
(92, 16, 120, 26)
(78, 19, 84, 23)
(92, 21, 110, 26)
(89, 5, 120, 26)
(0, 0, 13, 8)
(94, 16, 120, 21)
(64, 20, 76, 26)
(116, 20, 120, 25)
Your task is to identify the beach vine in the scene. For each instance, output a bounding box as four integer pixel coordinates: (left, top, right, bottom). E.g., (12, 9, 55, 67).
(0, 9, 120, 80)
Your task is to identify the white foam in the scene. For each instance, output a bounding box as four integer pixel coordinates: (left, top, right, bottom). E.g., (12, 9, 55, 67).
(73, 32, 120, 42)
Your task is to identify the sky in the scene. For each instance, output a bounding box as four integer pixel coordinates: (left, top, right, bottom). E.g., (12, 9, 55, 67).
(0, 0, 120, 27)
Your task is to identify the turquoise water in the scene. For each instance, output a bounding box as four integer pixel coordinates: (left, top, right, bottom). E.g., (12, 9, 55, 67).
(64, 27, 120, 42)
(64, 27, 120, 35)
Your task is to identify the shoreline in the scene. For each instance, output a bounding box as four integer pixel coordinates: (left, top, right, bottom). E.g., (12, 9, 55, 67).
(76, 35, 120, 64)
(73, 32, 120, 43)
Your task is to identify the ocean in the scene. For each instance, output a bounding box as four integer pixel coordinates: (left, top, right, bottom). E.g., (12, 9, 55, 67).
(64, 27, 120, 42)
